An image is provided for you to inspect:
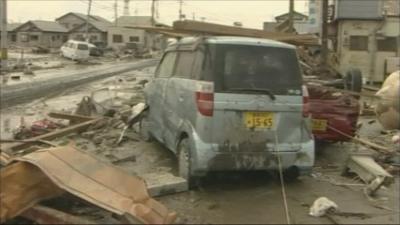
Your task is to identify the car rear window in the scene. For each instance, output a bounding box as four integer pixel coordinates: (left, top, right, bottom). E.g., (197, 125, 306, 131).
(77, 44, 89, 50)
(213, 44, 302, 95)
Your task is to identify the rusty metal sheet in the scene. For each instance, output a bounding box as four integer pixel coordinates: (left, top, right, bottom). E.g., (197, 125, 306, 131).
(0, 162, 64, 223)
(10, 146, 177, 224)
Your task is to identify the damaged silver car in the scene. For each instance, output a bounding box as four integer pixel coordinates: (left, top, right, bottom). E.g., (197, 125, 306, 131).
(141, 36, 315, 185)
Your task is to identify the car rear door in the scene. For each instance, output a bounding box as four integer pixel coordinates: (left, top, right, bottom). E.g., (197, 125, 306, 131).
(163, 50, 198, 152)
(209, 44, 306, 152)
(145, 51, 178, 141)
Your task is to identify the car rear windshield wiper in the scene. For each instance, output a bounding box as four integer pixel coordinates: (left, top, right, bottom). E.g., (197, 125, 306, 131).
(226, 88, 276, 100)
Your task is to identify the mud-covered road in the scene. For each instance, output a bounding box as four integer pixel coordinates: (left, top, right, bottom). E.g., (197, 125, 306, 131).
(1, 66, 399, 224)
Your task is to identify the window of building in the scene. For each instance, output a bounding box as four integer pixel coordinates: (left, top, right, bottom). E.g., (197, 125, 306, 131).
(62, 23, 69, 29)
(113, 34, 123, 43)
(91, 35, 98, 41)
(129, 36, 140, 42)
(29, 35, 39, 41)
(377, 37, 397, 52)
(349, 36, 368, 51)
(72, 24, 80, 28)
(51, 36, 56, 41)
(20, 34, 28, 42)
(75, 34, 84, 41)
(11, 34, 17, 42)
(175, 51, 196, 78)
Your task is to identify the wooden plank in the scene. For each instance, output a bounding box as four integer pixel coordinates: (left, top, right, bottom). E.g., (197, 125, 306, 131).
(48, 112, 95, 122)
(127, 21, 318, 46)
(21, 205, 96, 224)
(172, 20, 318, 45)
(327, 125, 392, 154)
(0, 118, 102, 154)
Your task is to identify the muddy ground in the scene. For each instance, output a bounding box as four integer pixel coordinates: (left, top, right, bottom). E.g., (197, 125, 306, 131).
(1, 66, 399, 224)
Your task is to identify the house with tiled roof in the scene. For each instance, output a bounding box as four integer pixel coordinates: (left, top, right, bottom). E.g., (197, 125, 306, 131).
(56, 12, 112, 44)
(0, 23, 22, 44)
(108, 16, 168, 50)
(13, 20, 68, 48)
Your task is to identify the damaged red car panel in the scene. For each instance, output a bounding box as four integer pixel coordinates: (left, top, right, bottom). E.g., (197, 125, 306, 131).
(308, 85, 360, 142)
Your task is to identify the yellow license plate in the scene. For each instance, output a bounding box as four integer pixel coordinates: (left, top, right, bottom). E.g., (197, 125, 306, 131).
(312, 119, 328, 131)
(244, 112, 274, 129)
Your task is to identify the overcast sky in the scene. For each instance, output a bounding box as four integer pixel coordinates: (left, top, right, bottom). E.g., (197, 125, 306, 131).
(8, 0, 309, 29)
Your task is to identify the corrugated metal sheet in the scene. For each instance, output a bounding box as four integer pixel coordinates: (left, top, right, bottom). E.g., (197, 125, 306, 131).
(335, 0, 383, 20)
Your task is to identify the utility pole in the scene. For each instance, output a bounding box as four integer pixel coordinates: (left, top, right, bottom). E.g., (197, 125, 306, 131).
(1, 0, 8, 73)
(114, 0, 118, 26)
(151, 0, 155, 26)
(321, 0, 328, 69)
(288, 0, 294, 33)
(179, 0, 183, 20)
(85, 0, 93, 42)
(123, 0, 130, 16)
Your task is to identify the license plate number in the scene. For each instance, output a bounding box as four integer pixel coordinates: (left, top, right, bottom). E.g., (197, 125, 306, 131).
(312, 119, 328, 131)
(244, 112, 274, 129)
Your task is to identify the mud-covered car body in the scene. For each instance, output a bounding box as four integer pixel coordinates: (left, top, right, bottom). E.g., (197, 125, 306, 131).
(143, 36, 315, 178)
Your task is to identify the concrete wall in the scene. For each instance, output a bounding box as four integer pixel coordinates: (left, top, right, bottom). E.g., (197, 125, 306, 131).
(337, 17, 400, 82)
(57, 14, 85, 31)
(335, 0, 383, 20)
(107, 26, 147, 49)
(69, 31, 107, 43)
(16, 31, 67, 48)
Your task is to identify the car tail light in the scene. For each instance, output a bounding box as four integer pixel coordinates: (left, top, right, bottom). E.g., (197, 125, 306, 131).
(302, 85, 310, 117)
(196, 81, 214, 117)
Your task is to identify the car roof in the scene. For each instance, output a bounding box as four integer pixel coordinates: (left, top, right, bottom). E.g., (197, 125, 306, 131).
(166, 36, 295, 51)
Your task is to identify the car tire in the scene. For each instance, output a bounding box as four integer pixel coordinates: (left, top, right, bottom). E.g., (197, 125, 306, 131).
(282, 166, 300, 182)
(344, 68, 363, 93)
(138, 112, 153, 142)
(178, 138, 197, 188)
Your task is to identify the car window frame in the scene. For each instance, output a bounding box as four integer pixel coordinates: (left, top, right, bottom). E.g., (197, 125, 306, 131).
(155, 51, 178, 78)
(174, 50, 196, 79)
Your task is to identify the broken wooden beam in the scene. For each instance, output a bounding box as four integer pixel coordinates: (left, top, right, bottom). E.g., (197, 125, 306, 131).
(0, 117, 102, 157)
(173, 20, 319, 45)
(21, 205, 96, 225)
(327, 125, 392, 154)
(344, 154, 394, 196)
(48, 111, 96, 124)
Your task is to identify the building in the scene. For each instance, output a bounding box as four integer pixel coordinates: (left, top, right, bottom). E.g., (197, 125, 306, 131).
(331, 0, 400, 82)
(13, 20, 68, 48)
(0, 23, 21, 45)
(56, 12, 112, 44)
(263, 11, 309, 34)
(108, 16, 166, 50)
(307, 0, 322, 34)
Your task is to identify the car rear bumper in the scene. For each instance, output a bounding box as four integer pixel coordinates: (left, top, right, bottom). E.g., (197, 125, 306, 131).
(189, 132, 315, 176)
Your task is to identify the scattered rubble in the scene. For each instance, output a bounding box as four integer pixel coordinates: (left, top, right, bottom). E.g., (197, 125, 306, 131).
(309, 197, 338, 217)
(375, 71, 400, 130)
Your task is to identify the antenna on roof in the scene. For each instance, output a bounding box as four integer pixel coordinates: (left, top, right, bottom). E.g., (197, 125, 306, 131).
(123, 0, 130, 16)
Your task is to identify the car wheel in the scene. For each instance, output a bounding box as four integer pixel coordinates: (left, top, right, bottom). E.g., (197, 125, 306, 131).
(282, 166, 300, 182)
(178, 138, 197, 188)
(344, 68, 363, 93)
(138, 112, 153, 142)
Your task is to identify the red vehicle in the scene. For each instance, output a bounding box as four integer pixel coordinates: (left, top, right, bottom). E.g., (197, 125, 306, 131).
(308, 85, 360, 142)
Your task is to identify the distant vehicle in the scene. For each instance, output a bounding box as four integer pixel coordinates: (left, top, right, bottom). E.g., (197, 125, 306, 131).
(88, 43, 103, 57)
(60, 40, 90, 61)
(141, 36, 315, 186)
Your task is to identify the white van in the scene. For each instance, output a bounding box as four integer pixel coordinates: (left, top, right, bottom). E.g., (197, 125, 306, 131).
(60, 40, 90, 61)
